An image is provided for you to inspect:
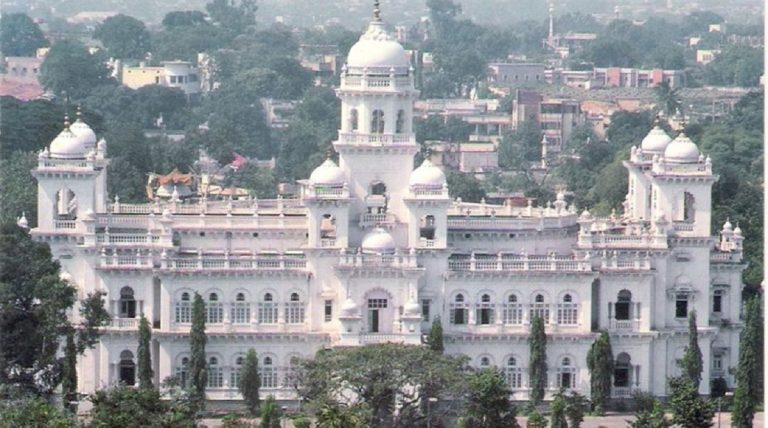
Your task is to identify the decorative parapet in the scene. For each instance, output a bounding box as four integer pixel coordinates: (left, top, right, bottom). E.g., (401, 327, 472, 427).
(448, 253, 591, 272)
(160, 252, 308, 272)
(337, 250, 419, 269)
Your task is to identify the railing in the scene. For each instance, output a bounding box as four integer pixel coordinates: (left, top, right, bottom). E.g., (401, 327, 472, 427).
(306, 186, 348, 198)
(38, 158, 93, 169)
(338, 252, 419, 269)
(107, 198, 305, 216)
(609, 319, 640, 331)
(341, 75, 412, 90)
(320, 239, 337, 248)
(447, 215, 577, 231)
(672, 222, 695, 232)
(359, 213, 396, 228)
(612, 387, 634, 398)
(448, 254, 591, 272)
(98, 254, 154, 270)
(410, 186, 449, 197)
(110, 318, 139, 329)
(97, 233, 160, 245)
(162, 255, 308, 271)
(337, 132, 415, 146)
(359, 334, 405, 344)
(601, 258, 652, 271)
(420, 238, 436, 248)
(578, 233, 667, 249)
(711, 252, 741, 263)
(54, 219, 77, 230)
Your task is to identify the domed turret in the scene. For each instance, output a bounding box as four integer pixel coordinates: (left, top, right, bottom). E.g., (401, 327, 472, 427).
(70, 108, 97, 151)
(49, 116, 87, 159)
(664, 132, 700, 163)
(404, 300, 421, 317)
(309, 158, 346, 186)
(341, 298, 359, 317)
(361, 227, 396, 254)
(346, 2, 408, 71)
(640, 124, 672, 154)
(409, 159, 446, 188)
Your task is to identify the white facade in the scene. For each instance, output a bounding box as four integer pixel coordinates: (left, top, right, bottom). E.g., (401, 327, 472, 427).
(30, 14, 744, 403)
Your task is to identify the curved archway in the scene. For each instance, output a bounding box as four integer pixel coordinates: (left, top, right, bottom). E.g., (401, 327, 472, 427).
(119, 350, 135, 385)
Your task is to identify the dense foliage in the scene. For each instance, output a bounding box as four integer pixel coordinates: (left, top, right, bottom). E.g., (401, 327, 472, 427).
(0, 224, 109, 394)
(732, 296, 764, 427)
(93, 14, 151, 59)
(426, 316, 445, 353)
(40, 39, 115, 99)
(462, 369, 520, 428)
(679, 310, 703, 389)
(137, 316, 153, 389)
(0, 13, 48, 57)
(668, 376, 715, 428)
(189, 293, 207, 406)
(586, 331, 613, 414)
(527, 315, 547, 407)
(240, 349, 261, 416)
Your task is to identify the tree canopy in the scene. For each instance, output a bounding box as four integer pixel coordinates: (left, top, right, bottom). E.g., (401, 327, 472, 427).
(93, 14, 151, 59)
(0, 13, 48, 57)
(40, 39, 115, 100)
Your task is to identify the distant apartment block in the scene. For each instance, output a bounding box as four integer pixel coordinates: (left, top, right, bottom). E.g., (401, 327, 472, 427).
(3, 56, 43, 81)
(260, 98, 297, 129)
(488, 63, 546, 86)
(428, 141, 498, 173)
(511, 89, 584, 151)
(120, 61, 201, 97)
(546, 67, 686, 89)
(415, 98, 511, 144)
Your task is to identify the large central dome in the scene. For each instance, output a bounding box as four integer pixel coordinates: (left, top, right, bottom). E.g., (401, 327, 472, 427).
(346, 3, 408, 72)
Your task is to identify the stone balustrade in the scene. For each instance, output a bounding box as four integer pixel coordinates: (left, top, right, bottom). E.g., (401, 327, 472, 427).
(448, 253, 591, 272)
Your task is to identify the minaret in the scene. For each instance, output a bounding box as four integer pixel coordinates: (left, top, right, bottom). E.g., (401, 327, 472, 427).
(548, 3, 555, 42)
(334, 0, 419, 245)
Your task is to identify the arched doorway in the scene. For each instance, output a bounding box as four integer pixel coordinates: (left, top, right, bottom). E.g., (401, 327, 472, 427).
(614, 352, 632, 392)
(119, 350, 135, 385)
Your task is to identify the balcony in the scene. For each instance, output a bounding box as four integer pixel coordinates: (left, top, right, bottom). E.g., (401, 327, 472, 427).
(97, 233, 160, 246)
(448, 253, 591, 273)
(161, 254, 307, 272)
(359, 334, 406, 345)
(609, 319, 640, 331)
(337, 132, 415, 146)
(612, 387, 636, 398)
(110, 318, 139, 329)
(359, 212, 396, 228)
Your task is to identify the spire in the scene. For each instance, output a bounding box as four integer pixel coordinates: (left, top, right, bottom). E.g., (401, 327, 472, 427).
(373, 0, 382, 22)
(64, 114, 71, 129)
(653, 112, 661, 127)
(76, 105, 83, 121)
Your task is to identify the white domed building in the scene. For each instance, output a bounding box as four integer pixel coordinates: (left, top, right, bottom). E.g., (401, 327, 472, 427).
(30, 4, 744, 407)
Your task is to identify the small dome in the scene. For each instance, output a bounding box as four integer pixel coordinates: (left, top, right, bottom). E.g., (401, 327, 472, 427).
(341, 298, 359, 317)
(361, 228, 396, 254)
(70, 116, 97, 151)
(409, 159, 446, 187)
(664, 133, 701, 163)
(734, 225, 743, 236)
(722, 218, 733, 232)
(309, 159, 346, 186)
(60, 270, 72, 282)
(404, 300, 421, 317)
(49, 125, 87, 159)
(347, 21, 409, 70)
(640, 126, 672, 153)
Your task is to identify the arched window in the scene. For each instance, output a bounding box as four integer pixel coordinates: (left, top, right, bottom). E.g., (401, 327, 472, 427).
(231, 356, 244, 388)
(206, 293, 223, 324)
(119, 350, 135, 386)
(175, 292, 192, 323)
(557, 293, 578, 325)
(503, 294, 523, 325)
(259, 293, 278, 324)
(530, 294, 550, 324)
(480, 356, 491, 368)
(713, 289, 725, 314)
(119, 286, 136, 318)
(450, 294, 468, 325)
(476, 293, 494, 325)
(55, 188, 77, 220)
(286, 292, 305, 324)
(261, 356, 277, 388)
(396, 109, 405, 133)
(683, 192, 695, 222)
(615, 290, 632, 321)
(506, 356, 522, 389)
(420, 215, 436, 240)
(176, 357, 189, 387)
(349, 108, 359, 131)
(232, 292, 250, 324)
(557, 357, 576, 389)
(321, 214, 337, 239)
(207, 356, 222, 388)
(371, 109, 385, 134)
(614, 353, 632, 389)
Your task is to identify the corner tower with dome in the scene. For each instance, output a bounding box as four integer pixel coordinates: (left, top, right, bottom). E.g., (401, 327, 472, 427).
(28, 3, 744, 407)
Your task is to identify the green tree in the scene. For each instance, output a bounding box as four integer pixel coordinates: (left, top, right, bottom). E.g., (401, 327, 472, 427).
(0, 393, 74, 428)
(298, 344, 468, 427)
(189, 292, 207, 406)
(61, 330, 78, 408)
(668, 376, 714, 428)
(93, 14, 151, 59)
(627, 396, 671, 428)
(0, 224, 109, 394)
(260, 395, 282, 428)
(732, 296, 764, 428)
(563, 391, 588, 428)
(0, 13, 48, 57)
(88, 383, 195, 428)
(679, 310, 703, 390)
(656, 81, 682, 118)
(463, 368, 519, 428)
(162, 11, 208, 29)
(137, 316, 153, 389)
(446, 171, 486, 202)
(528, 315, 547, 407)
(40, 39, 114, 99)
(0, 151, 38, 228)
(549, 390, 567, 428)
(586, 331, 613, 414)
(239, 349, 260, 416)
(426, 316, 445, 353)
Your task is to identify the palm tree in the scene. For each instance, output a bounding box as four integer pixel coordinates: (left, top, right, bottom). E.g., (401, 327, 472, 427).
(655, 81, 682, 118)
